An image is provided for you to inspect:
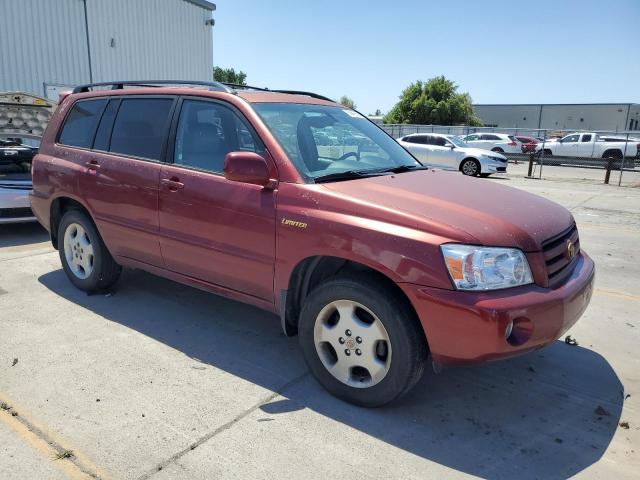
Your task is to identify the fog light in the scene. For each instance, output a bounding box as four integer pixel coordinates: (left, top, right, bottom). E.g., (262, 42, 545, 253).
(505, 320, 514, 339)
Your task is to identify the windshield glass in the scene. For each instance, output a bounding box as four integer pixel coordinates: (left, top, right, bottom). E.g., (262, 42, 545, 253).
(252, 103, 421, 181)
(445, 135, 469, 148)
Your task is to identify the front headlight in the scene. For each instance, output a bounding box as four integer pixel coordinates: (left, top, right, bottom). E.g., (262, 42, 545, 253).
(441, 244, 533, 291)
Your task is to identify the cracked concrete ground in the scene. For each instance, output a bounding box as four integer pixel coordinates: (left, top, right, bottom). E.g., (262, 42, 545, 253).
(0, 171, 638, 479)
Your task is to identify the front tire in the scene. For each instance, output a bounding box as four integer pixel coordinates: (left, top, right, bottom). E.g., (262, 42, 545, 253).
(460, 158, 481, 176)
(298, 273, 427, 407)
(58, 209, 121, 292)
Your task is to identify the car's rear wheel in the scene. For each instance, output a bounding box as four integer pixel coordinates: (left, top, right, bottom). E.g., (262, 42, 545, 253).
(58, 209, 121, 292)
(299, 273, 427, 407)
(460, 158, 480, 176)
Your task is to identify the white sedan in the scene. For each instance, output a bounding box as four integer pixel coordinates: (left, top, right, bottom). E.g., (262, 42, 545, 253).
(397, 133, 508, 177)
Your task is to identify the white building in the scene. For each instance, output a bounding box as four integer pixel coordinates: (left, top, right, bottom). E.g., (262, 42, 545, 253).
(474, 103, 640, 132)
(0, 0, 215, 100)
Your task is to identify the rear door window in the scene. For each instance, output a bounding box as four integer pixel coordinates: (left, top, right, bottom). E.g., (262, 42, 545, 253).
(581, 134, 592, 142)
(58, 99, 108, 148)
(109, 98, 174, 160)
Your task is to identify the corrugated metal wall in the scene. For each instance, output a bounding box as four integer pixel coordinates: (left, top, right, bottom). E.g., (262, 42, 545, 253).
(0, 0, 213, 97)
(474, 104, 635, 131)
(0, 0, 90, 95)
(87, 0, 212, 83)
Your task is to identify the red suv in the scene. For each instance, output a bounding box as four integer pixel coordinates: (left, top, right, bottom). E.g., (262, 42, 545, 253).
(30, 81, 595, 406)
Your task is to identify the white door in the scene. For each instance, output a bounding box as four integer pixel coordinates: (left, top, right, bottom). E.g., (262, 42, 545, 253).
(557, 134, 580, 156)
(428, 136, 458, 168)
(576, 134, 594, 157)
(401, 135, 431, 162)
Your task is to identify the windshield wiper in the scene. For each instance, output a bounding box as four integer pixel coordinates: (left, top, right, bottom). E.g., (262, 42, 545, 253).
(373, 164, 429, 174)
(314, 170, 384, 183)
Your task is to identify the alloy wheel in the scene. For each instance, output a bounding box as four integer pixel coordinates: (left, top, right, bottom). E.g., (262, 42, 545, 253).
(313, 300, 392, 388)
(63, 222, 95, 279)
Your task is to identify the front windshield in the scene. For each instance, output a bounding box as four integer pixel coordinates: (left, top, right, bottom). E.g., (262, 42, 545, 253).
(253, 103, 421, 181)
(445, 135, 469, 148)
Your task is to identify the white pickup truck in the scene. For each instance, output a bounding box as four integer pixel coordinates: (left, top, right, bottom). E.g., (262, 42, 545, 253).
(537, 132, 640, 160)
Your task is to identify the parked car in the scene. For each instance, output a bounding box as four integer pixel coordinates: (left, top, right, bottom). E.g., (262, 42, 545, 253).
(536, 132, 640, 162)
(461, 133, 522, 154)
(31, 81, 594, 407)
(397, 133, 507, 176)
(0, 92, 56, 223)
(515, 136, 538, 154)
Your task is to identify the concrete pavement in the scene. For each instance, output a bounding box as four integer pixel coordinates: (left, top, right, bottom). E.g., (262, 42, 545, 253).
(0, 173, 638, 479)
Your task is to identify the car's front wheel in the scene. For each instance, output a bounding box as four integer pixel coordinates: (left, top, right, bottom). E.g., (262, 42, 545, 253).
(58, 209, 121, 292)
(460, 158, 480, 176)
(299, 273, 427, 407)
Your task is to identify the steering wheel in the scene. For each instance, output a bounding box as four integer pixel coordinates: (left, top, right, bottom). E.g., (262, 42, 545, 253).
(338, 151, 359, 161)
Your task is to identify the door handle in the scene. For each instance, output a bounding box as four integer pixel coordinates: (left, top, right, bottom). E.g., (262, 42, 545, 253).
(161, 177, 184, 191)
(85, 159, 100, 174)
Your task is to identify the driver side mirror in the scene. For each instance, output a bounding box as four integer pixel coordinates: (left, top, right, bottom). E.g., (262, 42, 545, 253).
(224, 151, 276, 188)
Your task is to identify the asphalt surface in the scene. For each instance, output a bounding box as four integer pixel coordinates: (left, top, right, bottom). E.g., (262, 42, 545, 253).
(0, 172, 638, 479)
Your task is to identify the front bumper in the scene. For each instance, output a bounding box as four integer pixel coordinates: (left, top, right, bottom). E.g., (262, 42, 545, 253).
(401, 252, 595, 365)
(483, 159, 508, 174)
(0, 186, 36, 223)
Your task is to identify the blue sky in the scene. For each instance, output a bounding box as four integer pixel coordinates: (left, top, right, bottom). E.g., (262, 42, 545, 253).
(213, 0, 640, 114)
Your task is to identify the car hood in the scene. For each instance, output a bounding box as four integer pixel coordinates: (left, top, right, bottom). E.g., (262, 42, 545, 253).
(321, 170, 573, 252)
(454, 146, 507, 159)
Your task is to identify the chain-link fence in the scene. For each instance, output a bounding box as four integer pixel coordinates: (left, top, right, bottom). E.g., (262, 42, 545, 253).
(380, 124, 640, 187)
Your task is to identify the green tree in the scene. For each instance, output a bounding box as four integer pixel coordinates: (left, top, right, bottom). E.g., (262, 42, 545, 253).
(213, 67, 247, 85)
(339, 95, 357, 109)
(383, 76, 482, 126)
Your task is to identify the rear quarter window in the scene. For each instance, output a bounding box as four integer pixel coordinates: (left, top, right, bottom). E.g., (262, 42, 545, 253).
(58, 99, 108, 148)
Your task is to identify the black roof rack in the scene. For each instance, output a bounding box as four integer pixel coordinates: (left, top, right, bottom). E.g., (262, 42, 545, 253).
(270, 90, 334, 102)
(220, 83, 334, 102)
(219, 82, 269, 92)
(71, 80, 234, 94)
(71, 80, 336, 103)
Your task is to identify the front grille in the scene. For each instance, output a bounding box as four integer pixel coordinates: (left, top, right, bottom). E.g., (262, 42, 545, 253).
(542, 224, 580, 288)
(0, 207, 33, 219)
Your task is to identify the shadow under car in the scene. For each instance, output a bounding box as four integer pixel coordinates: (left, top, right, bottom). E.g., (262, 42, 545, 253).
(39, 268, 623, 480)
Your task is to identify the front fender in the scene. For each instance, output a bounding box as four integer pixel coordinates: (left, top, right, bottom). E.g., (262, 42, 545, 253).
(273, 183, 455, 296)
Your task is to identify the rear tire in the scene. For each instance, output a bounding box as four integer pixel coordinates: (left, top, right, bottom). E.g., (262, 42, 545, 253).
(58, 209, 121, 292)
(460, 158, 481, 176)
(298, 273, 427, 407)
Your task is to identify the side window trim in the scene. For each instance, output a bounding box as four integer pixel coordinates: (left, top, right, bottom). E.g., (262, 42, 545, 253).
(92, 98, 121, 152)
(166, 95, 266, 175)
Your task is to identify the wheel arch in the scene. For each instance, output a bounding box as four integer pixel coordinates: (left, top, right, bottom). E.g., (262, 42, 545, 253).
(601, 149, 623, 159)
(49, 196, 94, 250)
(281, 255, 422, 341)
